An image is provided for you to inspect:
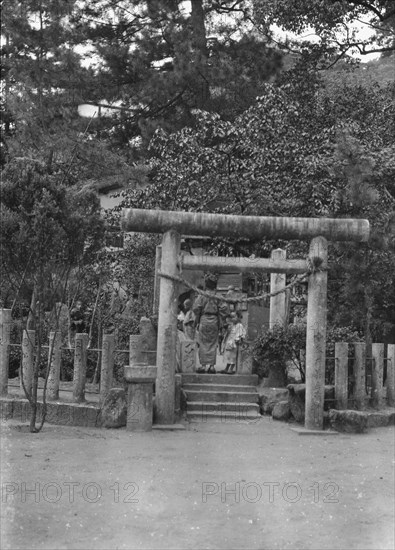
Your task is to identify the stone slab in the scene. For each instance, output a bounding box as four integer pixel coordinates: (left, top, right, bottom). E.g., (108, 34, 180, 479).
(0, 397, 101, 428)
(152, 424, 186, 431)
(290, 427, 339, 436)
(124, 365, 157, 383)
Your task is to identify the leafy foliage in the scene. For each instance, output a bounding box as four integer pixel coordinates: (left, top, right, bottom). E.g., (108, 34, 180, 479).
(252, 322, 364, 383)
(117, 68, 395, 340)
(253, 0, 395, 63)
(0, 157, 104, 431)
(72, 0, 282, 149)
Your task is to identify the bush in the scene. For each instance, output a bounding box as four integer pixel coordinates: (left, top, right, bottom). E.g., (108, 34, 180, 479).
(252, 322, 364, 383)
(252, 322, 306, 381)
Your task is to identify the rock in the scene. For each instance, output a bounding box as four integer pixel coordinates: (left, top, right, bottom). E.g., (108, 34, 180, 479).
(100, 388, 127, 428)
(257, 387, 289, 415)
(328, 409, 369, 433)
(367, 412, 389, 428)
(287, 384, 336, 423)
(286, 361, 302, 384)
(272, 401, 291, 421)
(367, 411, 395, 428)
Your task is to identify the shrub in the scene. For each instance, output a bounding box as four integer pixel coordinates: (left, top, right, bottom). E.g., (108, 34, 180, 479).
(252, 322, 364, 383)
(252, 322, 306, 381)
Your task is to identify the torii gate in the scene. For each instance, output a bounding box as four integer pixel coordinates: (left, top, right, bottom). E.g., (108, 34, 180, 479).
(122, 208, 370, 430)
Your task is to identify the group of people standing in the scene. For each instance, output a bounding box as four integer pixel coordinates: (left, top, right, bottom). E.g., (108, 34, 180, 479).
(177, 274, 246, 374)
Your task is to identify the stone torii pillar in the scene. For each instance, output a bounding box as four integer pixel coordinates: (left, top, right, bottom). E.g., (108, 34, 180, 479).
(269, 249, 287, 329)
(305, 237, 328, 430)
(122, 208, 369, 429)
(155, 230, 180, 424)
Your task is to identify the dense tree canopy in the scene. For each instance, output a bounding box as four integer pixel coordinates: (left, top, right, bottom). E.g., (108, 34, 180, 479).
(70, 0, 282, 149)
(253, 0, 395, 63)
(116, 65, 395, 340)
(1, 1, 394, 344)
(0, 158, 104, 309)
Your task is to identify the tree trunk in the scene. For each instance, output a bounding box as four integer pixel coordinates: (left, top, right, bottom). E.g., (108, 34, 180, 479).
(27, 289, 37, 330)
(29, 330, 41, 433)
(190, 0, 210, 107)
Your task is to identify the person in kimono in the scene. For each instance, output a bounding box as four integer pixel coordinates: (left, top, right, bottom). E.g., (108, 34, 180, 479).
(221, 311, 246, 374)
(182, 299, 196, 340)
(193, 273, 228, 374)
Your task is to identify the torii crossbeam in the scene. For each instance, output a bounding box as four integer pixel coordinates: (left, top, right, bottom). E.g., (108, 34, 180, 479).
(122, 208, 370, 430)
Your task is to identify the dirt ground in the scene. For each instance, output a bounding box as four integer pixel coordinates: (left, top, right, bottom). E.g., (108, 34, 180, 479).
(1, 417, 394, 550)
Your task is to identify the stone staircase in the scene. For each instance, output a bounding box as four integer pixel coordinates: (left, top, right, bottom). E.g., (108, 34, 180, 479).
(181, 373, 260, 422)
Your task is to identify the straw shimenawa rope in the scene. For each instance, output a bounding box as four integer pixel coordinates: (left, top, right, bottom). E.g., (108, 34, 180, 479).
(158, 257, 322, 304)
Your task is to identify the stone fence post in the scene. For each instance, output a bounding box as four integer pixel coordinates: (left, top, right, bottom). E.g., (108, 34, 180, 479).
(73, 333, 88, 403)
(100, 333, 114, 404)
(47, 331, 61, 401)
(387, 344, 395, 407)
(335, 343, 348, 410)
(353, 342, 366, 410)
(0, 309, 12, 396)
(371, 343, 384, 408)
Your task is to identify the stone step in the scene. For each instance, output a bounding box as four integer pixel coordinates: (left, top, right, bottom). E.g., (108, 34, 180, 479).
(184, 389, 259, 403)
(187, 401, 260, 414)
(187, 408, 261, 423)
(183, 383, 257, 393)
(181, 373, 258, 386)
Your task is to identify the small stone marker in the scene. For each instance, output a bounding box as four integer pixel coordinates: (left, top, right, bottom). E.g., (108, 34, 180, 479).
(100, 388, 127, 428)
(180, 341, 196, 372)
(124, 365, 157, 431)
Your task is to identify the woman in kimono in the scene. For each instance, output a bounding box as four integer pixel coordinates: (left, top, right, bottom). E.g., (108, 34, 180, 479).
(193, 273, 228, 374)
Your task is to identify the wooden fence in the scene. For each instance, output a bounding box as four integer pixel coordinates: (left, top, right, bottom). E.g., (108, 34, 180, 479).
(0, 309, 394, 410)
(334, 342, 395, 409)
(0, 309, 156, 404)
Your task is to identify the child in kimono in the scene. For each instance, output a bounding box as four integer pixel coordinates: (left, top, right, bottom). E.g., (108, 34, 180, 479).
(221, 311, 246, 374)
(183, 299, 196, 340)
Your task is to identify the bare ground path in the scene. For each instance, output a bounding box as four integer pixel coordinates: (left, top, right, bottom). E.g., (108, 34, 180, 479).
(1, 418, 394, 550)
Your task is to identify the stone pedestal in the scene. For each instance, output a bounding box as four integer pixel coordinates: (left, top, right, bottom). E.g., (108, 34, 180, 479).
(124, 365, 157, 431)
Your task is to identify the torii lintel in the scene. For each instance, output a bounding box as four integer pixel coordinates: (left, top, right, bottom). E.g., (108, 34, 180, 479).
(122, 208, 370, 243)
